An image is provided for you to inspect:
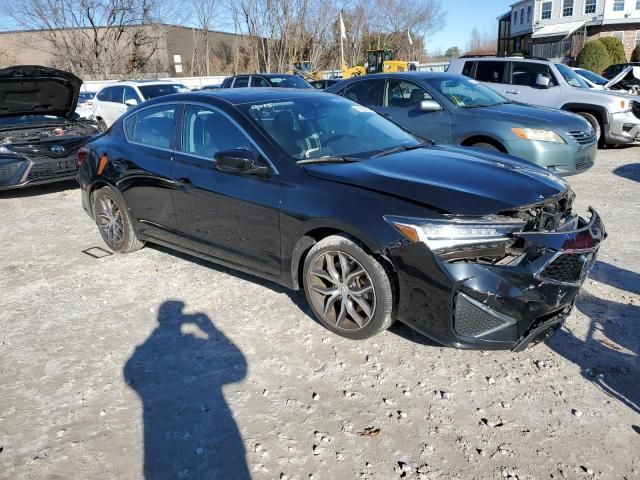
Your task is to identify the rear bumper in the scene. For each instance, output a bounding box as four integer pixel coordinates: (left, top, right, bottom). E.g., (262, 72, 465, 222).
(387, 209, 605, 350)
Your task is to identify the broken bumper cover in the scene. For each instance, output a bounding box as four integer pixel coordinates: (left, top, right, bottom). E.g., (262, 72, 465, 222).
(387, 208, 605, 350)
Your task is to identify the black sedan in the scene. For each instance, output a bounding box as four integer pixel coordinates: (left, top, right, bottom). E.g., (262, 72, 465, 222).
(0, 66, 99, 190)
(78, 89, 604, 350)
(220, 73, 313, 89)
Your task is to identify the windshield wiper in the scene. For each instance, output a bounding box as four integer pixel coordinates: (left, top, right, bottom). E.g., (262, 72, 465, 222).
(371, 142, 433, 158)
(297, 156, 360, 165)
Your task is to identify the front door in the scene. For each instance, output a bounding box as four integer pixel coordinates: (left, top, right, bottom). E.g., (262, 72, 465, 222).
(376, 79, 451, 144)
(171, 103, 281, 276)
(503, 61, 562, 107)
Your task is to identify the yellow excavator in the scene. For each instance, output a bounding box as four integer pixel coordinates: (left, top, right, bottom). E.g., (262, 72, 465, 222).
(342, 49, 417, 79)
(290, 61, 324, 81)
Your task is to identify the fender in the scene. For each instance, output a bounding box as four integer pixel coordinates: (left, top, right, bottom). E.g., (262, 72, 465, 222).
(561, 103, 609, 125)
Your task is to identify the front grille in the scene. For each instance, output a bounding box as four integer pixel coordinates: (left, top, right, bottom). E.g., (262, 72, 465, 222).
(538, 252, 595, 285)
(454, 293, 513, 337)
(0, 161, 25, 181)
(567, 130, 596, 146)
(575, 161, 588, 171)
(26, 159, 78, 181)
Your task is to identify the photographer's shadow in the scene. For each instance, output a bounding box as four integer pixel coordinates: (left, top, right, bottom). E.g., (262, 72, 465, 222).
(124, 301, 249, 479)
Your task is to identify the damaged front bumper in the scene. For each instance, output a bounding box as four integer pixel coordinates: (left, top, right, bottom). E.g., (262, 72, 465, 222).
(387, 208, 605, 350)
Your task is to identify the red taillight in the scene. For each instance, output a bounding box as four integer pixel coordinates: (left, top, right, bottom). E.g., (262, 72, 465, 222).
(77, 147, 88, 166)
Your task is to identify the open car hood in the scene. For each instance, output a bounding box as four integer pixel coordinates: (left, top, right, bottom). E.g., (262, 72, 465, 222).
(604, 66, 640, 89)
(0, 65, 82, 119)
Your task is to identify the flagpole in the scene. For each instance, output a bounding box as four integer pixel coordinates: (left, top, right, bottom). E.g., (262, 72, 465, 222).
(340, 11, 345, 70)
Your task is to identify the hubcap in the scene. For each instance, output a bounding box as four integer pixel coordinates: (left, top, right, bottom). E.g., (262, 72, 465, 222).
(97, 195, 124, 247)
(307, 251, 376, 331)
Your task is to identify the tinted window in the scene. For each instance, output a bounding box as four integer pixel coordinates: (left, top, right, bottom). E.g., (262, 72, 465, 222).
(233, 76, 250, 88)
(79, 92, 95, 101)
(474, 61, 507, 83)
(123, 87, 139, 103)
(137, 84, 188, 100)
(462, 61, 474, 77)
(266, 76, 312, 89)
(511, 62, 556, 87)
(127, 105, 176, 149)
(109, 86, 125, 103)
(241, 96, 417, 160)
(342, 79, 384, 106)
(181, 105, 253, 158)
(251, 76, 270, 87)
(385, 80, 433, 108)
(221, 77, 233, 88)
(97, 87, 112, 101)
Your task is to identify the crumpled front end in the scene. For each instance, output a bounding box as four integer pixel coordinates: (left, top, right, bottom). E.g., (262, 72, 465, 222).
(385, 192, 606, 350)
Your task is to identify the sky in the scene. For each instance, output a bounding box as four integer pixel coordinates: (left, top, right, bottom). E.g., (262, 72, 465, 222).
(426, 0, 513, 54)
(0, 0, 513, 54)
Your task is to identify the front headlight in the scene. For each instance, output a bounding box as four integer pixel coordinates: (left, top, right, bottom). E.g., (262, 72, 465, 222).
(384, 215, 525, 257)
(511, 128, 565, 144)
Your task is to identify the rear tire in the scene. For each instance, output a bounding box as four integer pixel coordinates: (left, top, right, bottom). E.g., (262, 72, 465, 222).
(302, 235, 394, 340)
(92, 186, 144, 254)
(575, 111, 601, 144)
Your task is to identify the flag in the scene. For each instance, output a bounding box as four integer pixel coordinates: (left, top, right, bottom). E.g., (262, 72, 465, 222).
(407, 28, 413, 46)
(340, 11, 347, 40)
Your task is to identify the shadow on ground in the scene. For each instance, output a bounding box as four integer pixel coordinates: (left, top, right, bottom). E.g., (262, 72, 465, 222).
(0, 180, 78, 198)
(547, 261, 640, 414)
(613, 163, 640, 183)
(124, 300, 250, 479)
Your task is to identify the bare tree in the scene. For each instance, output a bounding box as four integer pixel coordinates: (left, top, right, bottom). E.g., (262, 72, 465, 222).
(192, 0, 218, 75)
(7, 0, 183, 78)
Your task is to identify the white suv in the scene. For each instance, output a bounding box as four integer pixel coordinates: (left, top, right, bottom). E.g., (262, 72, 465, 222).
(93, 80, 189, 130)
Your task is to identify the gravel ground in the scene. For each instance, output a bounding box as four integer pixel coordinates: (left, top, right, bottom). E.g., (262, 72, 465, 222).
(0, 148, 639, 480)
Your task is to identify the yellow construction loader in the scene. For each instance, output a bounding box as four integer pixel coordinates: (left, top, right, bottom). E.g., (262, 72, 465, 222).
(341, 49, 417, 79)
(290, 61, 324, 81)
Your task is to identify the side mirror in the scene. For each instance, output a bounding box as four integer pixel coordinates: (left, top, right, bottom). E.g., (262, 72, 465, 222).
(536, 74, 551, 89)
(420, 99, 442, 112)
(214, 149, 267, 175)
(125, 98, 138, 107)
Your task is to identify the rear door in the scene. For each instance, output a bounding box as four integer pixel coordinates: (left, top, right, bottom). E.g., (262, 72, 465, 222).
(469, 60, 510, 96)
(171, 102, 281, 275)
(105, 86, 126, 126)
(341, 78, 385, 109)
(377, 78, 451, 144)
(119, 103, 179, 237)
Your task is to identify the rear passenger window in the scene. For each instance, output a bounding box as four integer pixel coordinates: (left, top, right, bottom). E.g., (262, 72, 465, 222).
(97, 88, 111, 101)
(181, 105, 253, 158)
(108, 86, 124, 103)
(474, 61, 507, 83)
(342, 79, 384, 106)
(127, 105, 176, 149)
(233, 76, 249, 88)
(511, 62, 556, 87)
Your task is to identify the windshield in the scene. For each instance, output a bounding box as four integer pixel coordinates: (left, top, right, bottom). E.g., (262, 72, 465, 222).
(138, 84, 190, 100)
(0, 115, 67, 126)
(267, 76, 313, 89)
(575, 69, 608, 86)
(240, 96, 418, 160)
(555, 64, 589, 88)
(425, 77, 508, 108)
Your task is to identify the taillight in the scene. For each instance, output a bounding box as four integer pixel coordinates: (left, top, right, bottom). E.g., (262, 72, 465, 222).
(77, 147, 88, 166)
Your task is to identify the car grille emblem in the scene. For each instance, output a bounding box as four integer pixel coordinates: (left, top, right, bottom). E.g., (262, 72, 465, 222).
(50, 145, 66, 154)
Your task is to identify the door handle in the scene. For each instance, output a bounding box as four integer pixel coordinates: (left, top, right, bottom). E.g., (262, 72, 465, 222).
(174, 177, 194, 192)
(505, 90, 520, 95)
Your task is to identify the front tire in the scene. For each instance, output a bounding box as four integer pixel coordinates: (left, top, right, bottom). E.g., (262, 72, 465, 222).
(302, 235, 394, 340)
(469, 141, 500, 152)
(92, 186, 145, 254)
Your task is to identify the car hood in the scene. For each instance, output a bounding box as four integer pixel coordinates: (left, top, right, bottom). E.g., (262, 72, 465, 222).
(303, 145, 568, 215)
(472, 103, 588, 129)
(604, 66, 640, 89)
(0, 65, 82, 119)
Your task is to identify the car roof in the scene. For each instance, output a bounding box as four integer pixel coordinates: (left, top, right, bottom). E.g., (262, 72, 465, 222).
(100, 80, 185, 89)
(189, 87, 326, 105)
(459, 56, 553, 64)
(341, 71, 468, 82)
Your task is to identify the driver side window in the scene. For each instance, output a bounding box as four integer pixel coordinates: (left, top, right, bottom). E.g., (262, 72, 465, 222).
(385, 80, 433, 108)
(510, 62, 557, 87)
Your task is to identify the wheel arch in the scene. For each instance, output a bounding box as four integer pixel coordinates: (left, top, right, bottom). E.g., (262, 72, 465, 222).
(460, 135, 508, 153)
(87, 179, 119, 219)
(561, 103, 608, 126)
